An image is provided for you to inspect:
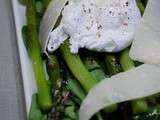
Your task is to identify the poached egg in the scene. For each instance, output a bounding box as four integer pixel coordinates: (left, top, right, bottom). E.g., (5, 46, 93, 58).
(48, 0, 141, 53)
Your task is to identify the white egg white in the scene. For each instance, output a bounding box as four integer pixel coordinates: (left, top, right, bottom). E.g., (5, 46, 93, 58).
(48, 0, 141, 53)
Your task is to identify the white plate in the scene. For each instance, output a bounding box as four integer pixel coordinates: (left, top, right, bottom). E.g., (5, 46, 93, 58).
(11, 0, 37, 115)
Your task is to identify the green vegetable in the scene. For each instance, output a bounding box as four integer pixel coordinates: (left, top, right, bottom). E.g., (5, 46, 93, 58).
(64, 106, 78, 119)
(82, 56, 100, 70)
(96, 113, 104, 120)
(61, 52, 103, 120)
(133, 106, 160, 120)
(141, 0, 148, 7)
(46, 54, 60, 88)
(82, 56, 106, 82)
(60, 41, 104, 120)
(60, 40, 97, 92)
(42, 0, 51, 12)
(29, 94, 47, 120)
(120, 49, 135, 70)
(104, 54, 122, 75)
(136, 0, 145, 15)
(67, 78, 86, 101)
(22, 25, 28, 47)
(67, 77, 104, 120)
(36, 1, 43, 14)
(64, 100, 75, 106)
(35, 0, 50, 31)
(120, 49, 149, 114)
(90, 69, 106, 82)
(63, 99, 79, 120)
(26, 0, 52, 111)
(96, 58, 109, 74)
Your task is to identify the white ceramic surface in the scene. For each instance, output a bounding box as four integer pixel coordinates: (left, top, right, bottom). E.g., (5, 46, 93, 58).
(11, 0, 37, 115)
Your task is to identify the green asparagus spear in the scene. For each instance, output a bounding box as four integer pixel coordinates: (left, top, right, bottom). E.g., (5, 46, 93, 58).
(104, 54, 122, 75)
(46, 54, 60, 87)
(67, 77, 104, 120)
(120, 49, 135, 70)
(120, 49, 148, 114)
(64, 106, 78, 119)
(26, 0, 52, 111)
(60, 40, 97, 92)
(136, 0, 145, 15)
(133, 106, 160, 120)
(60, 41, 104, 120)
(82, 56, 107, 82)
(29, 94, 47, 120)
(67, 78, 86, 101)
(35, 1, 43, 14)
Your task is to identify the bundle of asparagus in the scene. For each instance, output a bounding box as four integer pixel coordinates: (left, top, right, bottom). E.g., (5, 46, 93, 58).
(20, 0, 160, 120)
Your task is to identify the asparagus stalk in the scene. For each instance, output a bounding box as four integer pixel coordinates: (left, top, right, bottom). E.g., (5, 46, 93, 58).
(60, 40, 97, 92)
(82, 56, 106, 82)
(46, 54, 60, 88)
(64, 105, 78, 119)
(35, 1, 43, 14)
(29, 94, 47, 120)
(26, 0, 52, 111)
(133, 106, 160, 120)
(60, 41, 104, 120)
(120, 49, 149, 114)
(104, 54, 122, 75)
(136, 0, 145, 15)
(67, 77, 104, 120)
(96, 58, 109, 75)
(119, 49, 135, 70)
(67, 78, 86, 101)
(35, 0, 43, 30)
